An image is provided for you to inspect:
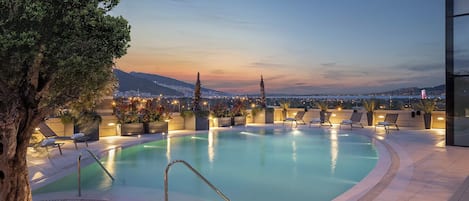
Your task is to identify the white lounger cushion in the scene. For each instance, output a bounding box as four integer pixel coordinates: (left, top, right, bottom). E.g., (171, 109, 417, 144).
(71, 133, 85, 140)
(41, 138, 56, 146)
(341, 120, 353, 124)
(377, 122, 391, 126)
(310, 118, 321, 123)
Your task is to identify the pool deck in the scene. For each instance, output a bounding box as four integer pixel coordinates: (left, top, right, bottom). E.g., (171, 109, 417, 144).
(29, 124, 469, 201)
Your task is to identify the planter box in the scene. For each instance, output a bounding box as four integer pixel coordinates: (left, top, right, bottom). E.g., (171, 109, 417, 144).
(233, 116, 246, 126)
(144, 121, 169, 134)
(184, 115, 209, 131)
(121, 123, 144, 136)
(253, 108, 274, 124)
(213, 117, 231, 127)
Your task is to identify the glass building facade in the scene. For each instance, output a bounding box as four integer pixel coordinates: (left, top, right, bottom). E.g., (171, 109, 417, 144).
(446, 0, 469, 146)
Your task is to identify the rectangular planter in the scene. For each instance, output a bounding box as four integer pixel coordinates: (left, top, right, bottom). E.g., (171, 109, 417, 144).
(213, 117, 232, 127)
(120, 123, 144, 136)
(253, 108, 274, 124)
(184, 115, 209, 130)
(144, 121, 169, 134)
(233, 116, 246, 126)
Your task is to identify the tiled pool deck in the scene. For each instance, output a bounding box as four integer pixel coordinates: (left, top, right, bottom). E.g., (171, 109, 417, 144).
(29, 123, 469, 201)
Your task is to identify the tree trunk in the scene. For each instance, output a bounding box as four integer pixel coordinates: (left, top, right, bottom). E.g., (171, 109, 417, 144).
(366, 112, 374, 126)
(0, 123, 33, 200)
(0, 106, 43, 201)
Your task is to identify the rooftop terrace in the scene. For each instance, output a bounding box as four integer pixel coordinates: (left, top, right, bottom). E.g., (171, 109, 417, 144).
(28, 123, 469, 201)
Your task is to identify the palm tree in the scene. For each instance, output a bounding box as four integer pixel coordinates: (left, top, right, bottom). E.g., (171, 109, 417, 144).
(363, 99, 376, 126)
(416, 99, 437, 129)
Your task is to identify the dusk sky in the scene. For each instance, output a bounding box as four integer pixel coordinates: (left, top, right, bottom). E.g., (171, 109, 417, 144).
(112, 0, 445, 95)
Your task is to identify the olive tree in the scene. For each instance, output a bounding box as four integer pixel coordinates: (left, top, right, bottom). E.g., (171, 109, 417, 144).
(0, 1, 130, 200)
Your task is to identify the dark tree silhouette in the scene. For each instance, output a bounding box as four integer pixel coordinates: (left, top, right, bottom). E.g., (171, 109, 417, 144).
(0, 1, 130, 200)
(193, 72, 202, 111)
(260, 75, 266, 108)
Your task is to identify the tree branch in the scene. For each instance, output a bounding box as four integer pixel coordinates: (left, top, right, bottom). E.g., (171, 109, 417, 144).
(29, 44, 45, 90)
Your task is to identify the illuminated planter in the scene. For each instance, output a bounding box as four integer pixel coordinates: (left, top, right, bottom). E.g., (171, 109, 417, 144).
(253, 108, 274, 124)
(423, 114, 432, 129)
(121, 123, 144, 136)
(233, 116, 246, 126)
(213, 117, 231, 127)
(184, 115, 209, 131)
(144, 121, 168, 134)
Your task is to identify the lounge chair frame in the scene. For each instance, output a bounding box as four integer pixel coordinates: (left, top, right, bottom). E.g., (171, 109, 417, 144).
(283, 111, 306, 127)
(37, 122, 89, 150)
(309, 111, 333, 127)
(340, 112, 364, 130)
(375, 113, 399, 133)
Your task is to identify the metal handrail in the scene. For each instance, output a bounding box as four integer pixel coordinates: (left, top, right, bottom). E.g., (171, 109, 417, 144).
(164, 160, 230, 201)
(78, 149, 115, 197)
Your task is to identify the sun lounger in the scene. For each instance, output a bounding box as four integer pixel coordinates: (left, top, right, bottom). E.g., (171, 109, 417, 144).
(310, 111, 333, 127)
(283, 111, 306, 127)
(340, 112, 364, 130)
(375, 113, 399, 133)
(37, 122, 89, 150)
(39, 138, 64, 155)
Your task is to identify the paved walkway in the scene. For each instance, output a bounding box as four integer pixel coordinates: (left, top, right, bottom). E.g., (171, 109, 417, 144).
(28, 125, 469, 201)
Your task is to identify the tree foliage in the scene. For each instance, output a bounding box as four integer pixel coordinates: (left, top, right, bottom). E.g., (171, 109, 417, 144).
(0, 0, 130, 200)
(260, 75, 266, 108)
(193, 72, 202, 111)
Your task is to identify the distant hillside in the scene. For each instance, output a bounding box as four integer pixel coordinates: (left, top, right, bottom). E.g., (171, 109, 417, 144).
(371, 84, 445, 96)
(114, 69, 183, 96)
(130, 72, 229, 97)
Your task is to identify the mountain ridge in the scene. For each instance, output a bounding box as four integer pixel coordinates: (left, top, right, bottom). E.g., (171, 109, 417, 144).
(115, 69, 445, 97)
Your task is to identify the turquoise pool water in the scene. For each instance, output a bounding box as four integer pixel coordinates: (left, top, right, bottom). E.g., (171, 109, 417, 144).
(33, 128, 378, 201)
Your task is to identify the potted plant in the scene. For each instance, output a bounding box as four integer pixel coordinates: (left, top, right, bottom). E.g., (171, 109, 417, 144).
(416, 99, 437, 129)
(115, 100, 144, 136)
(231, 100, 247, 126)
(315, 101, 328, 123)
(56, 109, 76, 136)
(211, 102, 231, 127)
(363, 99, 376, 126)
(75, 110, 102, 140)
(252, 75, 274, 124)
(141, 104, 169, 134)
(280, 101, 290, 121)
(180, 72, 210, 130)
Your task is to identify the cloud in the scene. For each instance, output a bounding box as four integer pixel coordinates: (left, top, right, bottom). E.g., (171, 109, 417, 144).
(321, 70, 370, 80)
(397, 63, 444, 72)
(265, 74, 287, 81)
(249, 62, 285, 69)
(321, 62, 337, 67)
(210, 69, 226, 74)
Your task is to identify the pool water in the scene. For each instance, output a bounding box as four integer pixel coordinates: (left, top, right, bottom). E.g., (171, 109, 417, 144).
(33, 128, 378, 201)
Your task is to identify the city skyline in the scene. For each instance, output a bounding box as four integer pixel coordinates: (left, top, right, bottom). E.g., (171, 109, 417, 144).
(112, 0, 445, 94)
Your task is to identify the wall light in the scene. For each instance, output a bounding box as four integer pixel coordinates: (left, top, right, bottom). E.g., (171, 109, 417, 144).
(378, 115, 385, 119)
(437, 117, 445, 121)
(107, 123, 116, 126)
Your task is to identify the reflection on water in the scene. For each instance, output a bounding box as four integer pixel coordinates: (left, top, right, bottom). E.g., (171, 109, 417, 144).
(208, 131, 216, 163)
(330, 130, 338, 174)
(292, 141, 297, 163)
(166, 137, 171, 162)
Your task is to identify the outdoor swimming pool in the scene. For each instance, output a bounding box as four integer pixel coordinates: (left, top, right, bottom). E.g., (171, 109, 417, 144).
(33, 128, 378, 201)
